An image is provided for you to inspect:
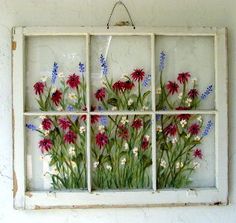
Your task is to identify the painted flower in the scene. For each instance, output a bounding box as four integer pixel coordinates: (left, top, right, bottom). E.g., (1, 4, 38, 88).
(58, 117, 71, 130)
(124, 80, 135, 90)
(51, 89, 62, 106)
(118, 124, 129, 140)
(164, 124, 177, 136)
(188, 123, 200, 135)
(166, 81, 179, 95)
(112, 80, 124, 91)
(141, 136, 149, 150)
(131, 68, 145, 82)
(193, 148, 203, 159)
(96, 132, 108, 148)
(176, 106, 191, 120)
(64, 130, 77, 144)
(95, 87, 106, 101)
(42, 118, 53, 130)
(33, 82, 45, 95)
(188, 88, 199, 99)
(39, 138, 53, 153)
(177, 72, 191, 84)
(131, 119, 143, 130)
(66, 73, 80, 89)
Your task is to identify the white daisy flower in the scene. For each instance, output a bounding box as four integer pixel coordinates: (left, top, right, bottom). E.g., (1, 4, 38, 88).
(178, 92, 183, 100)
(132, 147, 139, 157)
(111, 106, 117, 111)
(39, 115, 46, 120)
(185, 133, 191, 139)
(121, 116, 129, 125)
(156, 87, 162, 94)
(180, 119, 187, 127)
(128, 98, 134, 106)
(56, 106, 63, 111)
(156, 125, 162, 133)
(160, 159, 167, 168)
(193, 161, 200, 169)
(185, 98, 192, 107)
(197, 116, 202, 123)
(51, 86, 57, 93)
(172, 137, 178, 144)
(144, 135, 150, 141)
(68, 92, 77, 101)
(58, 72, 65, 79)
(44, 130, 50, 136)
(124, 142, 129, 150)
(176, 162, 184, 169)
(142, 105, 149, 111)
(79, 126, 86, 134)
(68, 146, 76, 156)
(194, 136, 201, 141)
(121, 158, 126, 165)
(93, 161, 99, 168)
(106, 164, 112, 171)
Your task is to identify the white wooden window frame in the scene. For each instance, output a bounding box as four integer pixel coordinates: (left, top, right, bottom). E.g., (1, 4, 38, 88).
(13, 26, 228, 209)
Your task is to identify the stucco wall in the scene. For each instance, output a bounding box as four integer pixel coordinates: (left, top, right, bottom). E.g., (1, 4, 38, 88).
(0, 0, 235, 222)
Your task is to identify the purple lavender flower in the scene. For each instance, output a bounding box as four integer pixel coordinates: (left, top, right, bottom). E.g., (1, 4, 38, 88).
(79, 62, 85, 75)
(98, 106, 104, 111)
(202, 120, 214, 137)
(67, 105, 74, 111)
(142, 74, 151, 87)
(201, 85, 213, 100)
(100, 115, 108, 126)
(100, 54, 108, 75)
(159, 51, 166, 72)
(26, 123, 37, 131)
(51, 62, 59, 84)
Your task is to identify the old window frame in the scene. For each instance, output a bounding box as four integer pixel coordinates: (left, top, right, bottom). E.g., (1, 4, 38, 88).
(13, 26, 228, 209)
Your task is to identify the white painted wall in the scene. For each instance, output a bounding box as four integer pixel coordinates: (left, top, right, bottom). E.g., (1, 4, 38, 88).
(0, 0, 235, 222)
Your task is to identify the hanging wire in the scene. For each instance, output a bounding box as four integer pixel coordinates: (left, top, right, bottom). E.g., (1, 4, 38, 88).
(106, 1, 135, 29)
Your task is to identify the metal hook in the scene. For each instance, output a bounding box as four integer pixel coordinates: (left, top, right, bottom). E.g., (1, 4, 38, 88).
(106, 1, 135, 29)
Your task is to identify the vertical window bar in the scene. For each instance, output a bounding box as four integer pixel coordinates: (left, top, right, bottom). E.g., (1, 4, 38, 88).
(86, 33, 92, 192)
(151, 34, 157, 191)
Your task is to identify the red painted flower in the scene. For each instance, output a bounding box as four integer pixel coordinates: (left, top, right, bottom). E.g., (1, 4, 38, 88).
(164, 124, 177, 136)
(80, 106, 100, 124)
(188, 123, 200, 135)
(39, 138, 53, 153)
(51, 89, 62, 106)
(112, 81, 125, 91)
(64, 130, 77, 144)
(176, 106, 191, 120)
(124, 80, 135, 90)
(188, 88, 199, 99)
(141, 136, 150, 150)
(96, 132, 108, 149)
(132, 119, 143, 130)
(177, 72, 191, 84)
(42, 118, 53, 130)
(131, 69, 145, 82)
(66, 73, 80, 89)
(118, 124, 129, 140)
(166, 81, 179, 95)
(95, 87, 106, 101)
(33, 82, 45, 95)
(58, 117, 71, 130)
(193, 148, 203, 159)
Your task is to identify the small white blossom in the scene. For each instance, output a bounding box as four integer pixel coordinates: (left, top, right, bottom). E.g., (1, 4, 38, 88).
(124, 142, 129, 150)
(111, 106, 117, 111)
(176, 162, 184, 169)
(121, 116, 129, 125)
(39, 115, 46, 120)
(128, 98, 134, 106)
(121, 158, 126, 165)
(58, 72, 65, 79)
(197, 116, 202, 123)
(98, 125, 105, 133)
(132, 147, 139, 157)
(193, 161, 200, 169)
(185, 98, 192, 107)
(192, 77, 198, 83)
(144, 135, 150, 141)
(178, 92, 183, 100)
(156, 125, 162, 133)
(142, 105, 149, 111)
(106, 164, 112, 171)
(172, 137, 178, 144)
(160, 159, 167, 168)
(44, 130, 50, 136)
(185, 133, 191, 139)
(156, 87, 162, 94)
(194, 136, 201, 141)
(93, 161, 99, 168)
(68, 92, 77, 101)
(68, 146, 76, 156)
(38, 124, 43, 131)
(56, 106, 63, 111)
(180, 119, 187, 127)
(41, 75, 48, 82)
(80, 126, 86, 134)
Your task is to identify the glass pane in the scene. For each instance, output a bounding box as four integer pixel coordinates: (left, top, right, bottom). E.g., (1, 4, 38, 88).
(25, 36, 86, 112)
(91, 115, 152, 189)
(156, 36, 215, 110)
(90, 35, 152, 111)
(25, 115, 87, 191)
(156, 114, 215, 188)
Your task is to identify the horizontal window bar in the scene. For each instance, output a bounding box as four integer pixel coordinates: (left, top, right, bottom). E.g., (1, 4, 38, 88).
(24, 111, 87, 116)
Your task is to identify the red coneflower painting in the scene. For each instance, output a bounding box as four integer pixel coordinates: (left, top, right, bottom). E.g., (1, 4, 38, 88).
(33, 82, 45, 95)
(39, 138, 53, 153)
(51, 89, 62, 106)
(66, 73, 80, 89)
